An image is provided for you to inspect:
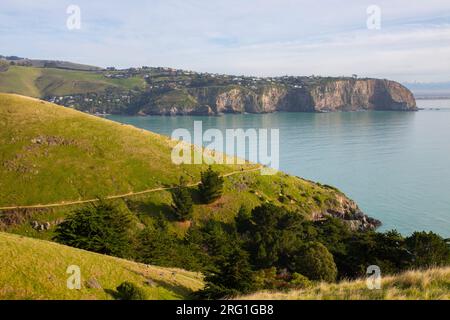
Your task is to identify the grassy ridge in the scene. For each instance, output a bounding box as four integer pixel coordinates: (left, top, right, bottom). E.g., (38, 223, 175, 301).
(0, 66, 145, 97)
(0, 95, 447, 301)
(0, 93, 342, 215)
(238, 267, 450, 300)
(0, 93, 251, 206)
(0, 232, 203, 300)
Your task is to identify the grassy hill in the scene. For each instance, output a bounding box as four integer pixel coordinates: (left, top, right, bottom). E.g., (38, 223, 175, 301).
(0, 93, 356, 238)
(238, 267, 450, 300)
(0, 95, 447, 301)
(0, 66, 145, 98)
(2, 230, 448, 300)
(0, 93, 244, 206)
(0, 232, 203, 300)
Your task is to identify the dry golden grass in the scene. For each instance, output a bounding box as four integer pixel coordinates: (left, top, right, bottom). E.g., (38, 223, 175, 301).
(238, 268, 450, 300)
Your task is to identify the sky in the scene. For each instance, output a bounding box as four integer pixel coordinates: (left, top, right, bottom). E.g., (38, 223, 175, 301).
(1, 0, 450, 82)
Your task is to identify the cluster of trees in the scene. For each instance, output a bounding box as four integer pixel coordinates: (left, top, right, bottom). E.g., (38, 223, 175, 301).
(53, 201, 135, 258)
(54, 176, 450, 299)
(196, 205, 450, 298)
(170, 166, 224, 221)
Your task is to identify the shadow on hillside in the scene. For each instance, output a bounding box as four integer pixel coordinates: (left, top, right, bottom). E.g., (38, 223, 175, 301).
(189, 188, 203, 205)
(104, 288, 120, 300)
(125, 199, 178, 222)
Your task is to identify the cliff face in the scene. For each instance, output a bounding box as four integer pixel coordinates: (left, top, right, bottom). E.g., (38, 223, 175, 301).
(139, 78, 417, 115)
(309, 79, 417, 112)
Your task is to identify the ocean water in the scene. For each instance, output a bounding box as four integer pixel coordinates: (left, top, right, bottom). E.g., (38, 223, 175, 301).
(107, 99, 450, 236)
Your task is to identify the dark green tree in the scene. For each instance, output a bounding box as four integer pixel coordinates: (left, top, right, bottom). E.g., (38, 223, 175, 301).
(406, 231, 450, 268)
(199, 246, 255, 299)
(235, 205, 252, 234)
(238, 203, 307, 269)
(198, 166, 224, 204)
(290, 242, 338, 282)
(170, 176, 193, 221)
(53, 201, 134, 258)
(314, 217, 351, 257)
(137, 226, 208, 272)
(372, 230, 412, 274)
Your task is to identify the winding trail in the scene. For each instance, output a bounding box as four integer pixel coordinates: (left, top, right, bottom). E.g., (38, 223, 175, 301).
(0, 166, 263, 211)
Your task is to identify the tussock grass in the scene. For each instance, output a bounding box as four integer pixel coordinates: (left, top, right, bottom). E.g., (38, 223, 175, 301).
(238, 268, 450, 300)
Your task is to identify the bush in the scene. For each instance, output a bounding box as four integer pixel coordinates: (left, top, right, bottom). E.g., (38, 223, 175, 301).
(116, 282, 147, 300)
(253, 269, 312, 291)
(53, 201, 135, 258)
(198, 166, 224, 204)
(253, 267, 278, 290)
(291, 242, 338, 282)
(171, 177, 193, 221)
(289, 273, 312, 288)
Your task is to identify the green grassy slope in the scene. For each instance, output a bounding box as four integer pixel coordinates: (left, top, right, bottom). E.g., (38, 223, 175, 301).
(0, 93, 252, 206)
(0, 232, 203, 300)
(0, 66, 42, 97)
(0, 66, 145, 97)
(0, 93, 357, 238)
(238, 267, 450, 300)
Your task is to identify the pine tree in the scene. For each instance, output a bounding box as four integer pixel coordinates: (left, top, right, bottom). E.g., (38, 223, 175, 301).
(171, 176, 193, 221)
(199, 246, 255, 299)
(53, 201, 134, 258)
(198, 166, 224, 204)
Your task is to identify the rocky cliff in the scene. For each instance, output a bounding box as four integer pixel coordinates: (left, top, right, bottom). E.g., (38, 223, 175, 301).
(308, 79, 417, 112)
(140, 78, 416, 115)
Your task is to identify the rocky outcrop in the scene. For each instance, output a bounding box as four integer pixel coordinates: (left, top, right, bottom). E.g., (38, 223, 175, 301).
(314, 192, 381, 231)
(309, 79, 417, 112)
(141, 78, 416, 115)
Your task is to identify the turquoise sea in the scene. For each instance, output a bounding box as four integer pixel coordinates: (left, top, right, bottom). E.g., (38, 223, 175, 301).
(107, 99, 450, 236)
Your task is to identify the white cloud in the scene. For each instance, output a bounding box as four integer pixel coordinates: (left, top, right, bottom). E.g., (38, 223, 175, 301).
(1, 0, 450, 81)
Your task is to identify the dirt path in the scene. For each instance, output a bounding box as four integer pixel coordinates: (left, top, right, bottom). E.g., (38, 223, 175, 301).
(0, 166, 263, 211)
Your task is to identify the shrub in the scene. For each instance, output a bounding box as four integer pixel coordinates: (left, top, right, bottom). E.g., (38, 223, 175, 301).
(253, 269, 312, 291)
(198, 166, 224, 204)
(171, 177, 193, 221)
(291, 242, 337, 282)
(116, 282, 147, 300)
(253, 267, 278, 290)
(289, 273, 312, 288)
